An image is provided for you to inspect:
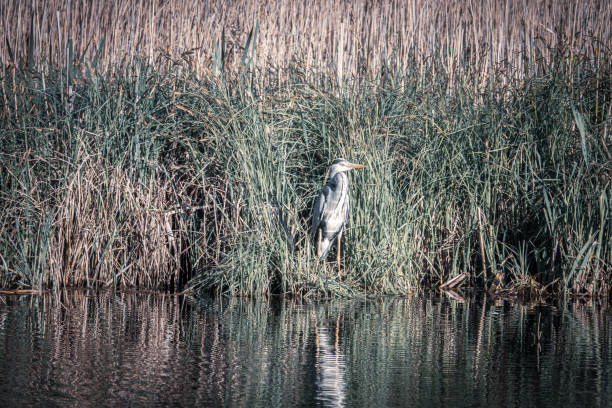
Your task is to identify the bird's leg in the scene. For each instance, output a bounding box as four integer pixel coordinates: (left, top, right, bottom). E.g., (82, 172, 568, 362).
(311, 229, 322, 281)
(336, 229, 343, 279)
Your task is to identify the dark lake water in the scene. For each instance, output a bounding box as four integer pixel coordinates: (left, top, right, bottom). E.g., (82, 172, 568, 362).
(0, 291, 610, 407)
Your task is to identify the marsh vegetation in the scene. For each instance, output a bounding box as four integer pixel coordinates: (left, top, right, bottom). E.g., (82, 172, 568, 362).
(0, 1, 610, 297)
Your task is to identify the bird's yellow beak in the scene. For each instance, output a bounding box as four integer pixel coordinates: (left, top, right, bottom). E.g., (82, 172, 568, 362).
(348, 163, 366, 169)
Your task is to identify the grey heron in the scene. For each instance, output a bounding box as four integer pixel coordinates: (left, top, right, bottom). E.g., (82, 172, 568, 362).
(312, 158, 366, 275)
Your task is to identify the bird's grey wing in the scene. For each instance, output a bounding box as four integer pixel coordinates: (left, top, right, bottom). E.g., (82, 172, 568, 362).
(311, 185, 330, 238)
(340, 192, 350, 230)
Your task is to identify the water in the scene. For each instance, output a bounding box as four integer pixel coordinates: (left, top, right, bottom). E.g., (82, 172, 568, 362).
(0, 292, 610, 407)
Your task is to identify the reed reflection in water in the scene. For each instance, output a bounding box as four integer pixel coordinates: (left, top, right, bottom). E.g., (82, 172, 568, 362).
(0, 292, 610, 407)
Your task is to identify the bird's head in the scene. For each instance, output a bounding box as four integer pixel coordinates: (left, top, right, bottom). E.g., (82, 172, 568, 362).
(330, 158, 366, 172)
(327, 158, 366, 180)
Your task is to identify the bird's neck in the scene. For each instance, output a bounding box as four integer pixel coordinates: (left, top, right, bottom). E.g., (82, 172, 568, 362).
(328, 171, 348, 188)
(328, 169, 347, 182)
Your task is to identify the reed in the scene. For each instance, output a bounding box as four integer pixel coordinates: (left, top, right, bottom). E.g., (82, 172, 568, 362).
(1, 51, 609, 297)
(1, 1, 610, 85)
(0, 2, 610, 297)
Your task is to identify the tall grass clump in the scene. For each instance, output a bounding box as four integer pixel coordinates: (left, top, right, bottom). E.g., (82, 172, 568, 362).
(1, 0, 610, 298)
(0, 61, 227, 290)
(1, 50, 609, 297)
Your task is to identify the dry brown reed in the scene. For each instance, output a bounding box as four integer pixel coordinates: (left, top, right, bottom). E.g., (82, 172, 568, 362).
(2, 0, 610, 83)
(47, 156, 181, 288)
(1, 141, 230, 290)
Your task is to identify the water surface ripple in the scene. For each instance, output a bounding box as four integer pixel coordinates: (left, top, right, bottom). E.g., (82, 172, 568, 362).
(0, 293, 610, 407)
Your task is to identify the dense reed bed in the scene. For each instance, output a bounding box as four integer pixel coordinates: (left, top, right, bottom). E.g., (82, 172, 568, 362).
(1, 1, 610, 297)
(0, 47, 610, 297)
(2, 1, 610, 86)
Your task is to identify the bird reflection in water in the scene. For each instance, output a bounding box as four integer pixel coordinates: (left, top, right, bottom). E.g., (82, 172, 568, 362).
(315, 314, 346, 407)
